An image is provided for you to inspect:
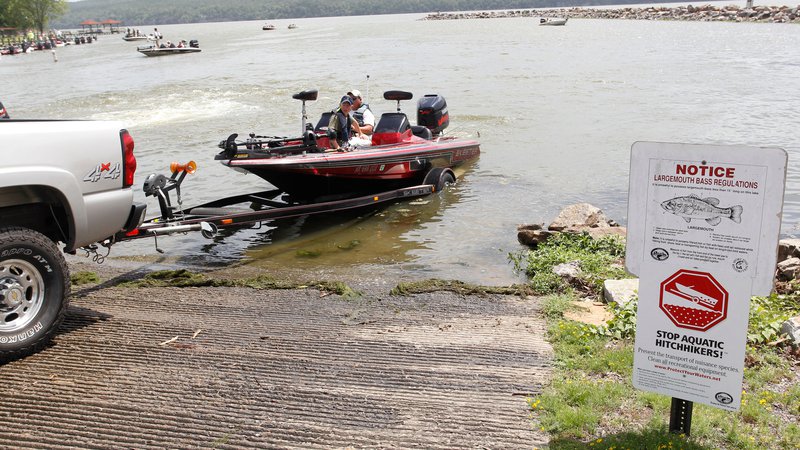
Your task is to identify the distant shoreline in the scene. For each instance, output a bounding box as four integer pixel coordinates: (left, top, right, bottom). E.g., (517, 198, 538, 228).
(421, 4, 799, 23)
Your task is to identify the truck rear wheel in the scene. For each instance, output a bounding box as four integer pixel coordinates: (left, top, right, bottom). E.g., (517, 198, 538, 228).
(0, 227, 69, 361)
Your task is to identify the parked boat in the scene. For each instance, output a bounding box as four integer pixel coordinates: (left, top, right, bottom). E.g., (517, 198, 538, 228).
(540, 17, 568, 26)
(263, 24, 276, 30)
(288, 24, 298, 29)
(123, 35, 149, 41)
(214, 90, 480, 201)
(1, 45, 20, 55)
(137, 40, 201, 56)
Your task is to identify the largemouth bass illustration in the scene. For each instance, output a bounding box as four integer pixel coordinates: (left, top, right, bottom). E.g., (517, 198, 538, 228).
(660, 194, 743, 226)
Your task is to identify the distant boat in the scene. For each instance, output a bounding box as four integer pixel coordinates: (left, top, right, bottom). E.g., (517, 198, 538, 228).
(288, 23, 298, 29)
(540, 17, 568, 26)
(263, 24, 276, 30)
(137, 40, 201, 57)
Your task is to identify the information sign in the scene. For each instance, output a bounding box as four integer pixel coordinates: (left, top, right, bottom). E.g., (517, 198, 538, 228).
(626, 142, 786, 411)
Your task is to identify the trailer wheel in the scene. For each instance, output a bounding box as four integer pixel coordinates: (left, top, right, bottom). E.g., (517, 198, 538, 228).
(423, 168, 456, 192)
(0, 227, 69, 361)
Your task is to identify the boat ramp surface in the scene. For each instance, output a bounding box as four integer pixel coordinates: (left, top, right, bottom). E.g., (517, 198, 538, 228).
(0, 259, 552, 448)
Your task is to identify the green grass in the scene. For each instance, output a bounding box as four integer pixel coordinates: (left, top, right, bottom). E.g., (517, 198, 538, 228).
(70, 271, 100, 285)
(509, 232, 629, 296)
(517, 234, 800, 449)
(748, 292, 800, 345)
(529, 301, 800, 449)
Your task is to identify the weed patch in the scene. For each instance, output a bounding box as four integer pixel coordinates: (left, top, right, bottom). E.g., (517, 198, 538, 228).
(390, 279, 534, 297)
(70, 271, 100, 286)
(509, 232, 629, 296)
(115, 269, 360, 297)
(748, 292, 800, 345)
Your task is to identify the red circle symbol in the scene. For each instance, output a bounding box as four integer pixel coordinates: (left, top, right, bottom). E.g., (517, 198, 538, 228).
(659, 269, 728, 331)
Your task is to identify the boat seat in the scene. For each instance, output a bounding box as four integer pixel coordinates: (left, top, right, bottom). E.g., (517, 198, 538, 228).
(411, 125, 432, 140)
(384, 90, 413, 101)
(293, 89, 318, 102)
(315, 111, 333, 132)
(375, 112, 410, 134)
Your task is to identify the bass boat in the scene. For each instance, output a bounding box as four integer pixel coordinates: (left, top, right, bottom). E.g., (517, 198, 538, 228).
(215, 89, 480, 202)
(137, 40, 200, 56)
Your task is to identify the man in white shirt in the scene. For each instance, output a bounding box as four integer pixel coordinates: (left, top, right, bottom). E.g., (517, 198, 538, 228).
(347, 89, 375, 136)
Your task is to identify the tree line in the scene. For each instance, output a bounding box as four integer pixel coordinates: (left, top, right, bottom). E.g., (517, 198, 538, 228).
(0, 0, 66, 33)
(50, 0, 655, 28)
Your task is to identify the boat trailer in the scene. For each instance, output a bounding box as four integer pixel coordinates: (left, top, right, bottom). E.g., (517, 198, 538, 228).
(111, 160, 451, 251)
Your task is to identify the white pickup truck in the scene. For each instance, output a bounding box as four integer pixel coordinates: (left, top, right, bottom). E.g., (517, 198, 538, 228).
(0, 120, 146, 360)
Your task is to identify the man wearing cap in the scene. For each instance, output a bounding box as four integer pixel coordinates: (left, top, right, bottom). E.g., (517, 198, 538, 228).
(347, 89, 375, 136)
(327, 95, 355, 151)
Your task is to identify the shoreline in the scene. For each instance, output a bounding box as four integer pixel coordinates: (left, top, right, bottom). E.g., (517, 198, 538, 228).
(421, 4, 800, 23)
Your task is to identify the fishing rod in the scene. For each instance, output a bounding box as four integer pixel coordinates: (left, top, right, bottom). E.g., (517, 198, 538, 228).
(365, 74, 370, 104)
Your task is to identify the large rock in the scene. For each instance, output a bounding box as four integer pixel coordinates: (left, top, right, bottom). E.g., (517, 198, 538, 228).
(576, 226, 627, 240)
(553, 260, 581, 280)
(517, 223, 554, 247)
(603, 278, 639, 306)
(777, 238, 800, 262)
(553, 261, 586, 291)
(777, 257, 800, 281)
(517, 203, 626, 248)
(548, 203, 612, 231)
(781, 316, 800, 347)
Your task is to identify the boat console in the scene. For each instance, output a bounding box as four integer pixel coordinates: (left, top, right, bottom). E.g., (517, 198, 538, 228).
(372, 113, 413, 145)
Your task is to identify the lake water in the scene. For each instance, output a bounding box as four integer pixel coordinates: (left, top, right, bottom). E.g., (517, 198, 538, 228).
(3, 13, 799, 285)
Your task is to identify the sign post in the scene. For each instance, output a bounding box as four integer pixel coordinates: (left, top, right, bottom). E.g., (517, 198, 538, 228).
(626, 142, 787, 434)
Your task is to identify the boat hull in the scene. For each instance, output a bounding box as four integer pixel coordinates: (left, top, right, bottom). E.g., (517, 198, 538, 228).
(222, 138, 480, 201)
(540, 18, 568, 25)
(137, 47, 201, 56)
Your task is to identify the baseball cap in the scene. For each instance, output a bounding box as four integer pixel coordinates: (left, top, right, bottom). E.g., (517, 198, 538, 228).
(347, 89, 362, 99)
(340, 95, 353, 105)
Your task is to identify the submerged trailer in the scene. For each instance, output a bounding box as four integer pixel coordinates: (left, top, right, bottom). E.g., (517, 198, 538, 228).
(113, 160, 453, 248)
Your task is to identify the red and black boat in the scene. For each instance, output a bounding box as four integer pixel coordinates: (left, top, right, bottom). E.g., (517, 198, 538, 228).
(214, 90, 480, 202)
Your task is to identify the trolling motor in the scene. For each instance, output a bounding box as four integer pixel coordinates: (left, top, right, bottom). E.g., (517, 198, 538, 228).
(292, 89, 318, 146)
(216, 89, 321, 158)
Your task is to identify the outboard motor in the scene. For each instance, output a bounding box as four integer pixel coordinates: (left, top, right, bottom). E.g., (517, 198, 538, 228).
(417, 94, 449, 136)
(189, 40, 199, 48)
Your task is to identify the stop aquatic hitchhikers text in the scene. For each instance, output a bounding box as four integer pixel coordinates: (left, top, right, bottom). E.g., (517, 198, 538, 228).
(654, 329, 725, 358)
(653, 163, 759, 189)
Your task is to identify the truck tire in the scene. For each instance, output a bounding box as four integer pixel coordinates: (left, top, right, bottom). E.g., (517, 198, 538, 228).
(0, 227, 70, 362)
